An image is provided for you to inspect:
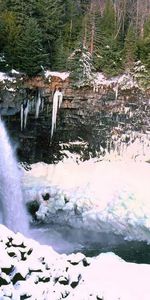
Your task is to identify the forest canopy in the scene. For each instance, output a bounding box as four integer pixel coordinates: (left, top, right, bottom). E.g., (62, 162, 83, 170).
(0, 0, 150, 77)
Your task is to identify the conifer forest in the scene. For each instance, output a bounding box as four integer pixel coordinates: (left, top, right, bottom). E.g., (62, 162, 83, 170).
(0, 0, 150, 77)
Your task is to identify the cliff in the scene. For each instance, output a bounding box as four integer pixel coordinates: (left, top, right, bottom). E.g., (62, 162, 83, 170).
(0, 71, 150, 163)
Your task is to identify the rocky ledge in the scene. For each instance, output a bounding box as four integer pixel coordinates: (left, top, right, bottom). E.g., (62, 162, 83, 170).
(0, 70, 150, 163)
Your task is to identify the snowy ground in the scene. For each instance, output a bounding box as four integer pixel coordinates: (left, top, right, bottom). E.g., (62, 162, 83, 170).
(1, 225, 150, 300)
(22, 158, 150, 244)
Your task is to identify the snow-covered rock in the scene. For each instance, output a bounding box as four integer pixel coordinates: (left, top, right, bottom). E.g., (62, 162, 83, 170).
(44, 71, 69, 81)
(1, 225, 150, 299)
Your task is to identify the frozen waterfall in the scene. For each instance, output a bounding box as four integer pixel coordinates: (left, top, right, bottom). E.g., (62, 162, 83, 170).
(51, 89, 63, 139)
(0, 118, 29, 235)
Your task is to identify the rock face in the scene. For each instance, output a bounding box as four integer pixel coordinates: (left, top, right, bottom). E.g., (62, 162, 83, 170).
(0, 71, 150, 163)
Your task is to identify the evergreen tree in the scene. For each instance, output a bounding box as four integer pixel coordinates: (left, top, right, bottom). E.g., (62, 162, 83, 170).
(132, 60, 150, 91)
(34, 0, 64, 68)
(52, 0, 84, 70)
(123, 24, 137, 70)
(92, 0, 122, 75)
(16, 18, 48, 76)
(101, 0, 116, 38)
(68, 45, 95, 88)
(52, 37, 69, 71)
(95, 42, 123, 76)
(0, 11, 21, 69)
(0, 0, 64, 70)
(138, 18, 150, 70)
(0, 0, 149, 76)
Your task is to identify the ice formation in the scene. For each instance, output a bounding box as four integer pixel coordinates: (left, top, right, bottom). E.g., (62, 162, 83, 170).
(35, 89, 41, 118)
(51, 89, 63, 139)
(20, 100, 29, 131)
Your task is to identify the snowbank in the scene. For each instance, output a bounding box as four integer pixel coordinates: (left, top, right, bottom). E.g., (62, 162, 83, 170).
(44, 70, 140, 91)
(0, 72, 16, 84)
(44, 71, 69, 81)
(0, 224, 150, 300)
(22, 159, 150, 243)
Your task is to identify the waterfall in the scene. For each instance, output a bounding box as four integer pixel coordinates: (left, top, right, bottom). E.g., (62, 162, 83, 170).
(0, 118, 29, 235)
(51, 89, 63, 139)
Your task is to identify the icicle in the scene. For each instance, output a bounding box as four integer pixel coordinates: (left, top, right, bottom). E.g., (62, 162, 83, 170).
(41, 98, 44, 112)
(114, 83, 119, 100)
(58, 91, 63, 108)
(20, 100, 29, 131)
(35, 89, 41, 118)
(24, 100, 29, 129)
(51, 89, 63, 139)
(28, 98, 34, 112)
(21, 104, 24, 131)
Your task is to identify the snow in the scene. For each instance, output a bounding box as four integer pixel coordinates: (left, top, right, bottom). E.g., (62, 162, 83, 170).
(43, 70, 140, 90)
(22, 157, 150, 244)
(1, 225, 150, 299)
(5, 87, 15, 92)
(45, 71, 69, 81)
(93, 72, 138, 91)
(11, 69, 20, 75)
(0, 72, 16, 83)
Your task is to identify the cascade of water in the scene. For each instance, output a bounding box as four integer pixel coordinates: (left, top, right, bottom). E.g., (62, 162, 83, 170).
(35, 89, 41, 118)
(0, 118, 29, 235)
(51, 89, 63, 139)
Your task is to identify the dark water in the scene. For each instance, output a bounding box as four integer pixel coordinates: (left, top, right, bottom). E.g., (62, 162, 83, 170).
(30, 223, 150, 264)
(82, 240, 150, 264)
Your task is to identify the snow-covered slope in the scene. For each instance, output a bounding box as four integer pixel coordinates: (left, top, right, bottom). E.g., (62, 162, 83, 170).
(0, 225, 150, 300)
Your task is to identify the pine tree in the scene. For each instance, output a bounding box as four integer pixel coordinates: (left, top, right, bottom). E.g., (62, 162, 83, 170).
(101, 0, 116, 38)
(138, 18, 150, 70)
(0, 11, 21, 69)
(96, 42, 123, 76)
(132, 60, 150, 91)
(0, 0, 64, 70)
(123, 24, 137, 71)
(16, 18, 48, 76)
(52, 37, 69, 71)
(34, 0, 64, 68)
(92, 0, 122, 75)
(68, 45, 95, 88)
